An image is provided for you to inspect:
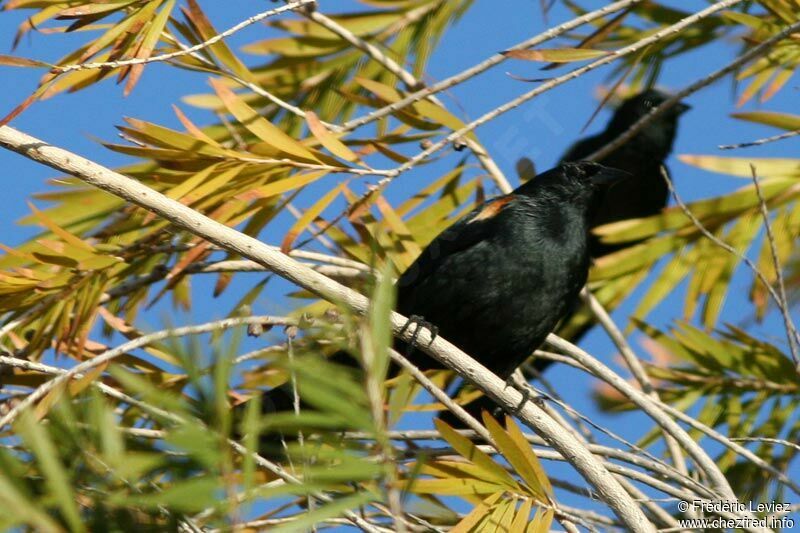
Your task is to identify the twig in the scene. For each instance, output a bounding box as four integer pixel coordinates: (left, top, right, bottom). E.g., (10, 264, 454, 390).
(191, 259, 367, 279)
(656, 402, 800, 497)
(719, 128, 800, 150)
(532, 344, 800, 499)
(344, 429, 714, 499)
(730, 436, 800, 453)
(388, 348, 490, 443)
(50, 1, 317, 73)
(579, 288, 691, 488)
(661, 166, 800, 367)
(519, 364, 596, 441)
(750, 164, 800, 367)
(0, 316, 296, 429)
(231, 156, 391, 176)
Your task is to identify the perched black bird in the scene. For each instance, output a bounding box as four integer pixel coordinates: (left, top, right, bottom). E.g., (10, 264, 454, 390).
(249, 162, 629, 450)
(560, 89, 690, 258)
(393, 161, 628, 377)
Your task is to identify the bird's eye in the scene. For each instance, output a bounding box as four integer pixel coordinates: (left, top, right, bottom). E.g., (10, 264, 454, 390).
(644, 98, 655, 108)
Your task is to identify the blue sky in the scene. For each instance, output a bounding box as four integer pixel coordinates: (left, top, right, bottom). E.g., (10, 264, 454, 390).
(1, 0, 798, 525)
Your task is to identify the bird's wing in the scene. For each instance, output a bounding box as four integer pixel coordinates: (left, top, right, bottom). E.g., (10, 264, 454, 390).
(396, 194, 516, 294)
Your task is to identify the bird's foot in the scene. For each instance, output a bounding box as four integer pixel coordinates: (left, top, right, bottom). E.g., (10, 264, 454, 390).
(399, 315, 438, 355)
(503, 375, 537, 416)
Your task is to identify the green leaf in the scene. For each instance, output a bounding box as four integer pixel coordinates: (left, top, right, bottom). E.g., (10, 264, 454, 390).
(16, 411, 85, 533)
(271, 491, 376, 533)
(368, 263, 396, 382)
(117, 477, 219, 512)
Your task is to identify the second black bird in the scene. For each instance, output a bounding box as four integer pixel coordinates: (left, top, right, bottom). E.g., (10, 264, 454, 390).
(560, 89, 690, 258)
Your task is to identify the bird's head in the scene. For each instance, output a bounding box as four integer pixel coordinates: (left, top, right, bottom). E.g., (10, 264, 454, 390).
(607, 89, 690, 157)
(527, 161, 630, 204)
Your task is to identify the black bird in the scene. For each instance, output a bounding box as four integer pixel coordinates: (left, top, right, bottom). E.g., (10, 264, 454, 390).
(560, 89, 690, 258)
(249, 161, 630, 450)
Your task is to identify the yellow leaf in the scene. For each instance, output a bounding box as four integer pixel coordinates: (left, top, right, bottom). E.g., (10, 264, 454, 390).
(434, 418, 520, 489)
(305, 111, 361, 164)
(281, 183, 344, 252)
(374, 196, 421, 269)
(450, 492, 503, 533)
(239, 170, 329, 201)
(503, 48, 609, 62)
(28, 203, 95, 253)
(210, 78, 319, 162)
(0, 54, 49, 68)
(527, 508, 554, 532)
(732, 111, 800, 131)
(510, 498, 534, 532)
(68, 362, 108, 396)
(482, 413, 551, 500)
(409, 478, 505, 496)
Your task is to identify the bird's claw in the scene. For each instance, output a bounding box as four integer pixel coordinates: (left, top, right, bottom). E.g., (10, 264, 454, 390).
(511, 387, 531, 415)
(502, 375, 536, 416)
(400, 315, 438, 355)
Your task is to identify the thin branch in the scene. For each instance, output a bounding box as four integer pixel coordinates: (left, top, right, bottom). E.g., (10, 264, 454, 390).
(750, 164, 800, 367)
(661, 166, 800, 367)
(388, 348, 490, 443)
(519, 364, 596, 441)
(579, 288, 691, 485)
(730, 436, 800, 454)
(50, 1, 318, 73)
(0, 316, 296, 429)
(0, 124, 655, 533)
(719, 128, 800, 150)
(534, 343, 800, 499)
(656, 402, 800, 497)
(344, 430, 714, 499)
(191, 259, 367, 279)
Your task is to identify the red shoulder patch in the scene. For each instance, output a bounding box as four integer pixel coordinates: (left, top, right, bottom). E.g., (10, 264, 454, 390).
(469, 195, 515, 223)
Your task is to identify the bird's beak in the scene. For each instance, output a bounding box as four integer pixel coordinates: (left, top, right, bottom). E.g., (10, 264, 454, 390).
(675, 102, 691, 115)
(590, 166, 631, 186)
